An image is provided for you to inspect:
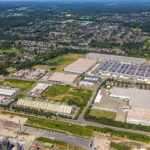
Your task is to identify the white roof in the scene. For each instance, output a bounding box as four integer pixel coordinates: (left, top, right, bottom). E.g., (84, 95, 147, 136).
(94, 90, 102, 103)
(110, 87, 150, 108)
(64, 58, 97, 74)
(48, 72, 78, 83)
(0, 88, 17, 96)
(31, 83, 50, 93)
(17, 99, 72, 114)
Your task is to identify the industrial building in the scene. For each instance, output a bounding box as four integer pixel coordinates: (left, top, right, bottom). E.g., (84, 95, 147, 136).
(84, 75, 101, 83)
(94, 90, 102, 103)
(0, 86, 20, 98)
(64, 58, 97, 74)
(11, 69, 45, 79)
(17, 99, 72, 115)
(110, 87, 150, 109)
(48, 72, 79, 84)
(127, 107, 150, 126)
(97, 61, 150, 80)
(85, 53, 146, 64)
(30, 83, 50, 96)
(79, 81, 94, 87)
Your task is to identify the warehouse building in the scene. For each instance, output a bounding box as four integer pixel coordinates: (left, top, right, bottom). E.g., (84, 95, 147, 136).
(64, 58, 97, 74)
(30, 83, 50, 96)
(0, 86, 20, 98)
(48, 72, 79, 84)
(79, 81, 95, 87)
(109, 87, 150, 125)
(85, 53, 146, 64)
(127, 107, 150, 126)
(110, 87, 150, 109)
(17, 99, 72, 115)
(84, 75, 101, 83)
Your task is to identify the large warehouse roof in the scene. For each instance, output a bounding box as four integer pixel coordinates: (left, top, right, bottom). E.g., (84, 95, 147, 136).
(48, 72, 78, 83)
(64, 58, 97, 74)
(31, 83, 50, 94)
(85, 53, 146, 64)
(110, 87, 150, 108)
(127, 107, 150, 125)
(0, 87, 19, 96)
(17, 99, 72, 115)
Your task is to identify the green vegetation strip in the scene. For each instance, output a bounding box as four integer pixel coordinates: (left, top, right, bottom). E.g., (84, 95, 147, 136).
(110, 142, 131, 150)
(89, 110, 116, 120)
(2, 111, 150, 143)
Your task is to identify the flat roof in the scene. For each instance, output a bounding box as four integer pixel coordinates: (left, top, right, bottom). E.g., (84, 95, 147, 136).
(86, 53, 146, 64)
(110, 87, 150, 108)
(48, 72, 78, 83)
(31, 83, 50, 94)
(17, 99, 72, 114)
(64, 58, 97, 74)
(0, 96, 5, 101)
(0, 87, 18, 96)
(127, 106, 150, 123)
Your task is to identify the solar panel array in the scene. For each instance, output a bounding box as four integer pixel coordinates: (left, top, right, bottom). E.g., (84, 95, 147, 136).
(17, 99, 72, 115)
(97, 61, 150, 79)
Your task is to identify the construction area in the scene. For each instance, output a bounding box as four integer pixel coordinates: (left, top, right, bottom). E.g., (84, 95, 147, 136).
(29, 83, 50, 96)
(0, 113, 34, 150)
(17, 99, 73, 115)
(64, 58, 97, 74)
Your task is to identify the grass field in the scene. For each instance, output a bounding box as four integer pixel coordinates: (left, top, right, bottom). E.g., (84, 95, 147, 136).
(0, 49, 21, 54)
(89, 110, 116, 120)
(33, 53, 84, 72)
(42, 84, 93, 108)
(0, 78, 35, 95)
(36, 137, 86, 150)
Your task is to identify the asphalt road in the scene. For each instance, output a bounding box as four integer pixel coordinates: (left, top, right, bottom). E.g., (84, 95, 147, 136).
(77, 82, 101, 123)
(23, 126, 92, 149)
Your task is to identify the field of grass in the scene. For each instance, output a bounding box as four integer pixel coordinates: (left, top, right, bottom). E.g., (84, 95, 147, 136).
(33, 53, 84, 72)
(89, 110, 116, 120)
(36, 137, 86, 150)
(42, 84, 93, 108)
(0, 49, 21, 54)
(0, 78, 35, 95)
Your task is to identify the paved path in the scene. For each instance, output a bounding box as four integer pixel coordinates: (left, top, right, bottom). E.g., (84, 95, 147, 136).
(23, 126, 92, 149)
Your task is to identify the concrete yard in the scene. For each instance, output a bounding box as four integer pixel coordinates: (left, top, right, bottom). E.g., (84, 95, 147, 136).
(127, 106, 150, 126)
(110, 87, 150, 109)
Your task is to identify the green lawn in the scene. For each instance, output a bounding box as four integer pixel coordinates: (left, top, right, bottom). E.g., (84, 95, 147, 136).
(42, 84, 93, 108)
(89, 110, 116, 120)
(0, 78, 35, 95)
(33, 53, 84, 72)
(0, 49, 21, 54)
